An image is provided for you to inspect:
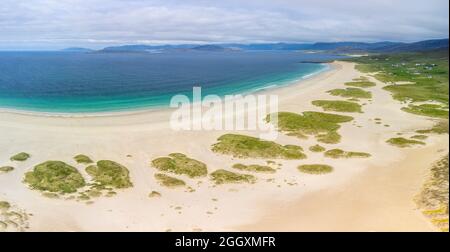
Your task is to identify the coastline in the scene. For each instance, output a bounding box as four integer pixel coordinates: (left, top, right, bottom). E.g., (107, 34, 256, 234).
(0, 63, 330, 118)
(0, 61, 447, 232)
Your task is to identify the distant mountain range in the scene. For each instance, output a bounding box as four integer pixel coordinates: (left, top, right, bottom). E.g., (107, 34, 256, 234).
(62, 47, 94, 52)
(64, 38, 448, 54)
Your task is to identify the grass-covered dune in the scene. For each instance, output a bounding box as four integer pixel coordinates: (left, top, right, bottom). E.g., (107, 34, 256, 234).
(416, 120, 449, 134)
(386, 137, 426, 148)
(155, 173, 186, 188)
(0, 166, 14, 173)
(74, 154, 94, 164)
(210, 169, 256, 184)
(24, 161, 86, 193)
(298, 164, 333, 174)
(86, 160, 133, 188)
(324, 149, 371, 159)
(328, 87, 372, 99)
(10, 152, 30, 162)
(416, 154, 449, 232)
(232, 163, 276, 173)
(411, 135, 428, 140)
(312, 100, 362, 113)
(344, 81, 376, 88)
(212, 134, 306, 159)
(309, 144, 326, 152)
(267, 111, 353, 144)
(401, 104, 448, 119)
(152, 153, 207, 178)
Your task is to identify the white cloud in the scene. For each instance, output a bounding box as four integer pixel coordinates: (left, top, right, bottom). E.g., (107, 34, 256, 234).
(0, 0, 448, 49)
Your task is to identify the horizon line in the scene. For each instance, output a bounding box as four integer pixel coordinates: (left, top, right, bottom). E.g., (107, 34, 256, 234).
(0, 37, 448, 52)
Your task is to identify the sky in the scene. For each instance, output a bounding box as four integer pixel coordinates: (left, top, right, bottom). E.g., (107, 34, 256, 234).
(0, 0, 448, 50)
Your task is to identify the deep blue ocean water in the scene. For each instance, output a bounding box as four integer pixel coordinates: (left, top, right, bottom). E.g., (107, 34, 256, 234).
(0, 51, 343, 113)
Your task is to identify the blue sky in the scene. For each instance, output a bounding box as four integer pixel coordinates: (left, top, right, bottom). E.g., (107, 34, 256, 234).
(0, 0, 448, 50)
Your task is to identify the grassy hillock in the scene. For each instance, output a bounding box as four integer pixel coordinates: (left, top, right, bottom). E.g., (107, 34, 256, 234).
(344, 78, 376, 88)
(210, 169, 256, 184)
(86, 160, 133, 189)
(386, 137, 425, 148)
(416, 120, 449, 134)
(298, 164, 333, 174)
(232, 163, 276, 173)
(324, 149, 371, 159)
(312, 100, 362, 113)
(267, 111, 353, 144)
(309, 144, 326, 152)
(155, 173, 186, 188)
(328, 88, 372, 99)
(401, 104, 448, 119)
(416, 154, 449, 232)
(10, 152, 30, 162)
(74, 154, 94, 164)
(24, 161, 86, 193)
(212, 134, 306, 159)
(0, 166, 14, 173)
(152, 153, 207, 178)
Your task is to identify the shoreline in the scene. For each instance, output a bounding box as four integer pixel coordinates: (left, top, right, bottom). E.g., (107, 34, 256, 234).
(0, 63, 331, 118)
(0, 60, 446, 232)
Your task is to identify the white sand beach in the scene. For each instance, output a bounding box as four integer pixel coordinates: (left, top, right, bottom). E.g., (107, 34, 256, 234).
(0, 61, 447, 232)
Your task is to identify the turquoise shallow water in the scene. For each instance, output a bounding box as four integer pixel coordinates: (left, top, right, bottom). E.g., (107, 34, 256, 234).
(0, 51, 340, 113)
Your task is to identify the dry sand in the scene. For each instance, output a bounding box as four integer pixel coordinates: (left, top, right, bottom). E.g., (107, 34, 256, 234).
(0, 61, 447, 231)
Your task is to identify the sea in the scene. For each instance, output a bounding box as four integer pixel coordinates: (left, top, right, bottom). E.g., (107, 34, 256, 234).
(0, 51, 345, 113)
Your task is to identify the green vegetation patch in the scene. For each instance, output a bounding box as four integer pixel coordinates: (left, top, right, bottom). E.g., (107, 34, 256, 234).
(344, 81, 376, 88)
(324, 149, 371, 159)
(348, 50, 449, 107)
(148, 191, 161, 198)
(0, 166, 14, 173)
(151, 153, 207, 178)
(328, 87, 372, 99)
(24, 161, 86, 193)
(155, 173, 186, 188)
(416, 154, 449, 232)
(10, 152, 30, 162)
(312, 100, 362, 113)
(212, 134, 306, 159)
(232, 163, 276, 173)
(309, 144, 326, 152)
(267, 111, 353, 144)
(298, 164, 333, 174)
(401, 104, 448, 119)
(210, 169, 256, 185)
(316, 131, 341, 144)
(86, 160, 133, 189)
(386, 137, 426, 148)
(411, 135, 429, 140)
(416, 120, 449, 134)
(0, 201, 11, 210)
(74, 154, 94, 164)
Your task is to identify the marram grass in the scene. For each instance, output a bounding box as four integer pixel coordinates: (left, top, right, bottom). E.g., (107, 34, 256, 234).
(386, 137, 426, 148)
(152, 153, 207, 178)
(210, 169, 256, 185)
(298, 164, 333, 174)
(212, 134, 306, 159)
(312, 100, 362, 113)
(24, 161, 86, 194)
